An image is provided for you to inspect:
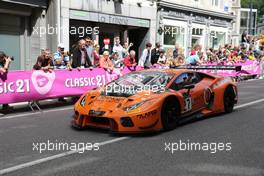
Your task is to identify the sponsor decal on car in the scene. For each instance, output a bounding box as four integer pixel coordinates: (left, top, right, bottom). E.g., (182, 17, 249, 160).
(137, 110, 158, 119)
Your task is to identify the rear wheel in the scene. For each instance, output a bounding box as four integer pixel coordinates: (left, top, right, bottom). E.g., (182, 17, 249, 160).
(224, 86, 236, 113)
(161, 97, 180, 131)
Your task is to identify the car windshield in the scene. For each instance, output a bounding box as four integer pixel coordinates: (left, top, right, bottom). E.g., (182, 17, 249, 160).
(117, 71, 174, 86)
(102, 71, 175, 97)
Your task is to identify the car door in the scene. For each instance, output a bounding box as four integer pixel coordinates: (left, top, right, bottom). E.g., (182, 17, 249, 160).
(170, 72, 205, 114)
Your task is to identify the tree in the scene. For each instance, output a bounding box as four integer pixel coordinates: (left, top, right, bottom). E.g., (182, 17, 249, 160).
(241, 0, 264, 22)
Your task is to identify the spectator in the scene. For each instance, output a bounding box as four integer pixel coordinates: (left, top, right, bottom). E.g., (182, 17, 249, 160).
(157, 49, 166, 65)
(72, 39, 92, 69)
(85, 37, 94, 65)
(138, 43, 152, 68)
(123, 42, 133, 58)
(241, 31, 249, 43)
(173, 43, 179, 59)
(111, 52, 123, 68)
(0, 51, 12, 110)
(124, 50, 137, 69)
(191, 45, 201, 56)
(93, 44, 100, 67)
(241, 31, 250, 50)
(53, 43, 71, 70)
(0, 51, 11, 74)
(33, 49, 54, 71)
(53, 44, 71, 102)
(112, 37, 124, 60)
(165, 48, 175, 67)
(175, 55, 185, 66)
(99, 51, 114, 71)
(151, 42, 161, 64)
(186, 53, 202, 66)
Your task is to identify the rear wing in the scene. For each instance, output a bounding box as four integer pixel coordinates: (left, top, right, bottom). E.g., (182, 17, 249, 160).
(170, 65, 242, 72)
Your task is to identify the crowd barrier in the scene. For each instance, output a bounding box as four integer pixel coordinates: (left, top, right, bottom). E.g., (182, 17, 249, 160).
(0, 61, 261, 104)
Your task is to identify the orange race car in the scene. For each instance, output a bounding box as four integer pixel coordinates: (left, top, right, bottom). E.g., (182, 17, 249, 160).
(71, 66, 238, 133)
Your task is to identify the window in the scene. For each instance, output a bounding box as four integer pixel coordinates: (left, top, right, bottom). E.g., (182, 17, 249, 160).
(164, 25, 185, 47)
(240, 19, 247, 27)
(209, 31, 226, 49)
(171, 72, 200, 90)
(211, 0, 219, 6)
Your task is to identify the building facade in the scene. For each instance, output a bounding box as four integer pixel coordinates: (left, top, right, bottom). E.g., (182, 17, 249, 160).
(257, 15, 264, 34)
(240, 8, 258, 35)
(59, 0, 157, 59)
(231, 0, 241, 46)
(156, 0, 235, 55)
(0, 0, 53, 70)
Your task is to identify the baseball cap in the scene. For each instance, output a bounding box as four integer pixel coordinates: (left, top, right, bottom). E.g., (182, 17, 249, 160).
(58, 43, 65, 48)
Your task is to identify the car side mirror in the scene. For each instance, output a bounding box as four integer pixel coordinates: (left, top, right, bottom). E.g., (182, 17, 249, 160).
(183, 84, 195, 90)
(183, 84, 195, 94)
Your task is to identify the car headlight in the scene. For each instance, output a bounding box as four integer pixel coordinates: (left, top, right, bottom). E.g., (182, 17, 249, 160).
(80, 96, 86, 107)
(123, 101, 146, 112)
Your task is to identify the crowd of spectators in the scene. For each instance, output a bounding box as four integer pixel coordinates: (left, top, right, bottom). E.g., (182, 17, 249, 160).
(31, 34, 264, 74)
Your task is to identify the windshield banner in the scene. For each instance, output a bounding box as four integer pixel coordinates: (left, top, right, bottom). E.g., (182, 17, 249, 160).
(152, 60, 261, 77)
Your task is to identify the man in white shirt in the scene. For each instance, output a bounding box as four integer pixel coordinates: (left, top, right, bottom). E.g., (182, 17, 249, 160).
(112, 37, 125, 60)
(138, 43, 152, 68)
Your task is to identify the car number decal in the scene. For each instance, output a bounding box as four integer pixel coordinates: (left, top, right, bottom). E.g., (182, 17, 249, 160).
(184, 97, 192, 112)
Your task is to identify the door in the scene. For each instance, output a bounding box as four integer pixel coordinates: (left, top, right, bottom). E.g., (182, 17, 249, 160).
(0, 34, 20, 70)
(0, 14, 21, 70)
(170, 72, 205, 113)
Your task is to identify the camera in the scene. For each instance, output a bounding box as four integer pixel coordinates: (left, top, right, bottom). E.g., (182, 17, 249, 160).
(0, 51, 14, 65)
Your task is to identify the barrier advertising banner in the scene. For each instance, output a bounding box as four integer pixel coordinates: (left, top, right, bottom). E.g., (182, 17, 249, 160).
(0, 67, 142, 104)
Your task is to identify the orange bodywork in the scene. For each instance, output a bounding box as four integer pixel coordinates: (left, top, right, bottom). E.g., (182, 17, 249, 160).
(72, 69, 238, 133)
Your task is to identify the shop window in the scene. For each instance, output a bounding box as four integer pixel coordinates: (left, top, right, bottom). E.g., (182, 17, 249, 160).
(163, 25, 185, 47)
(210, 31, 226, 49)
(192, 28, 203, 35)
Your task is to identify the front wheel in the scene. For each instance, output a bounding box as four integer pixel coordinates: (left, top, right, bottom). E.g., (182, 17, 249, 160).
(224, 86, 236, 113)
(161, 97, 180, 131)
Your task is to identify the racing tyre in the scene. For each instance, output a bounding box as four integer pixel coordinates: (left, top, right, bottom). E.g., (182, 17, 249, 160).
(224, 86, 235, 113)
(161, 97, 180, 131)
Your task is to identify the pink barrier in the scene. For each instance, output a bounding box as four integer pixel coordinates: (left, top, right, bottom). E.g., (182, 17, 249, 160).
(0, 67, 143, 104)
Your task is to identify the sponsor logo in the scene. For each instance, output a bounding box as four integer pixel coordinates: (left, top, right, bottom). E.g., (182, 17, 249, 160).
(137, 110, 157, 119)
(31, 71, 55, 95)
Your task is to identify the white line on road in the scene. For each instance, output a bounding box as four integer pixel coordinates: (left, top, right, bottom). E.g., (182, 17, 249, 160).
(0, 106, 73, 120)
(234, 98, 264, 110)
(0, 137, 129, 175)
